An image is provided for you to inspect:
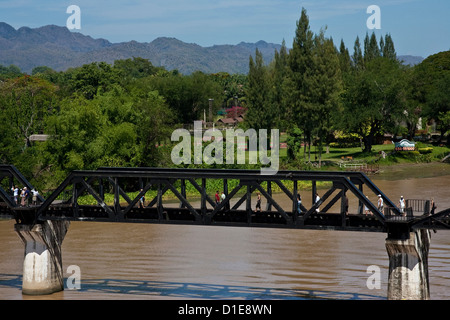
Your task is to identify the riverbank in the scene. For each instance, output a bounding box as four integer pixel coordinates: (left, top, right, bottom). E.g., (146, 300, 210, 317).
(282, 143, 450, 170)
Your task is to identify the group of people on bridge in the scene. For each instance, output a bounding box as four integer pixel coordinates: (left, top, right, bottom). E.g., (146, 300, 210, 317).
(10, 185, 39, 207)
(215, 190, 228, 207)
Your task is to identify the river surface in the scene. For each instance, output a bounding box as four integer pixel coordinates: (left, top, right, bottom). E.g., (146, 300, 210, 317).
(0, 163, 449, 300)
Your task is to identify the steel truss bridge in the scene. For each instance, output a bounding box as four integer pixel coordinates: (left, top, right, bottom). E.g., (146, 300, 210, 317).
(1, 165, 449, 239)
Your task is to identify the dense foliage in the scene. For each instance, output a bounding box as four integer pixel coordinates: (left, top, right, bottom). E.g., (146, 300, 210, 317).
(0, 8, 448, 191)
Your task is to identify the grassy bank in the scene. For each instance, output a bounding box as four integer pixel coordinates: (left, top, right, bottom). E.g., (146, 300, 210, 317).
(285, 142, 450, 169)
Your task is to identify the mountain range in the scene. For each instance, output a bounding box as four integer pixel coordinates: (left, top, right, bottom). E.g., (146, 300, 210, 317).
(0, 22, 424, 75)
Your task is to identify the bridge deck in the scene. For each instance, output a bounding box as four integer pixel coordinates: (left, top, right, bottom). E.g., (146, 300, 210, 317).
(1, 204, 385, 231)
(3, 203, 449, 233)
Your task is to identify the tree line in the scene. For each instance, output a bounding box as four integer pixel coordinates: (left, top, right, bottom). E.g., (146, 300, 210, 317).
(0, 7, 449, 191)
(244, 8, 449, 166)
(0, 57, 250, 190)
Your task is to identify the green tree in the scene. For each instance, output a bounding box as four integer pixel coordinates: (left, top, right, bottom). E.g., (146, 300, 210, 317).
(210, 72, 247, 110)
(0, 64, 22, 80)
(285, 9, 342, 164)
(413, 51, 450, 142)
(69, 62, 120, 99)
(364, 32, 381, 63)
(113, 57, 162, 85)
(287, 7, 315, 161)
(44, 95, 106, 172)
(245, 49, 275, 132)
(141, 71, 222, 124)
(403, 67, 424, 140)
(32, 66, 54, 76)
(382, 34, 397, 61)
(0, 75, 58, 151)
(129, 87, 175, 166)
(309, 31, 343, 166)
(341, 57, 406, 152)
(41, 87, 175, 188)
(338, 39, 351, 74)
(352, 36, 364, 70)
(439, 111, 450, 138)
(269, 39, 290, 130)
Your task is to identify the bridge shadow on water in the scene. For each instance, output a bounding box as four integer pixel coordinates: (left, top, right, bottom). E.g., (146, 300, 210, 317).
(0, 274, 385, 300)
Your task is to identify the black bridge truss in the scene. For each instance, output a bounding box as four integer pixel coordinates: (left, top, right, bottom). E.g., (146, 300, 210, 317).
(1, 165, 449, 239)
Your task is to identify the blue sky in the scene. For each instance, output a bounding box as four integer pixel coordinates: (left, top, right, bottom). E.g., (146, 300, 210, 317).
(0, 0, 449, 58)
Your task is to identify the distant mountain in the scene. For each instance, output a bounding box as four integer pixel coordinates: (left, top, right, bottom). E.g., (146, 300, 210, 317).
(398, 55, 424, 66)
(0, 22, 425, 75)
(0, 22, 281, 74)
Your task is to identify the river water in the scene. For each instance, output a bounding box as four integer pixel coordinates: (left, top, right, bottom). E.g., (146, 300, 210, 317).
(0, 163, 449, 300)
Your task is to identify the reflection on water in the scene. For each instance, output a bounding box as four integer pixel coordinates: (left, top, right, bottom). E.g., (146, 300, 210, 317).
(0, 163, 449, 300)
(0, 274, 384, 300)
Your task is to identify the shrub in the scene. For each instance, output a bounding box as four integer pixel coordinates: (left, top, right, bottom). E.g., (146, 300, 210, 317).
(418, 147, 433, 154)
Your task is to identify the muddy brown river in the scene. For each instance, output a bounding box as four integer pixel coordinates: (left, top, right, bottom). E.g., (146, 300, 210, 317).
(0, 163, 449, 300)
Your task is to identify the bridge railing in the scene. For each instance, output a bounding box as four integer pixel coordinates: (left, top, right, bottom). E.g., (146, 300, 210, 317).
(406, 199, 430, 215)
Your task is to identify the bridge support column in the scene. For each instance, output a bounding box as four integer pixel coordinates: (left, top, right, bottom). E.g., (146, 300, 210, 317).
(385, 229, 431, 300)
(15, 220, 70, 295)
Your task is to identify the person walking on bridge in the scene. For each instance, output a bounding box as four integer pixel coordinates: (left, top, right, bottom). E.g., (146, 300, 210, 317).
(31, 189, 39, 206)
(20, 187, 30, 207)
(399, 196, 406, 216)
(139, 189, 145, 208)
(377, 194, 384, 213)
(255, 193, 261, 212)
(297, 193, 302, 214)
(430, 198, 437, 215)
(215, 191, 220, 206)
(11, 185, 19, 205)
(315, 193, 321, 212)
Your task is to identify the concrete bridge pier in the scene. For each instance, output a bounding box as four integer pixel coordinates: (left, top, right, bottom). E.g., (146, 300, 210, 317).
(385, 229, 431, 300)
(15, 220, 70, 295)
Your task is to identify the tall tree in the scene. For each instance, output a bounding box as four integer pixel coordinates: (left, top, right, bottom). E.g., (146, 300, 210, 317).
(352, 36, 364, 70)
(339, 39, 351, 74)
(364, 32, 381, 63)
(382, 34, 397, 61)
(245, 49, 274, 132)
(269, 39, 290, 130)
(287, 7, 315, 161)
(309, 32, 343, 166)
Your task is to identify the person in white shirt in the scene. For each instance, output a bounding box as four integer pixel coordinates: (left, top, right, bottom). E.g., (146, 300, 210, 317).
(11, 186, 19, 205)
(377, 194, 384, 212)
(315, 193, 321, 212)
(399, 196, 406, 216)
